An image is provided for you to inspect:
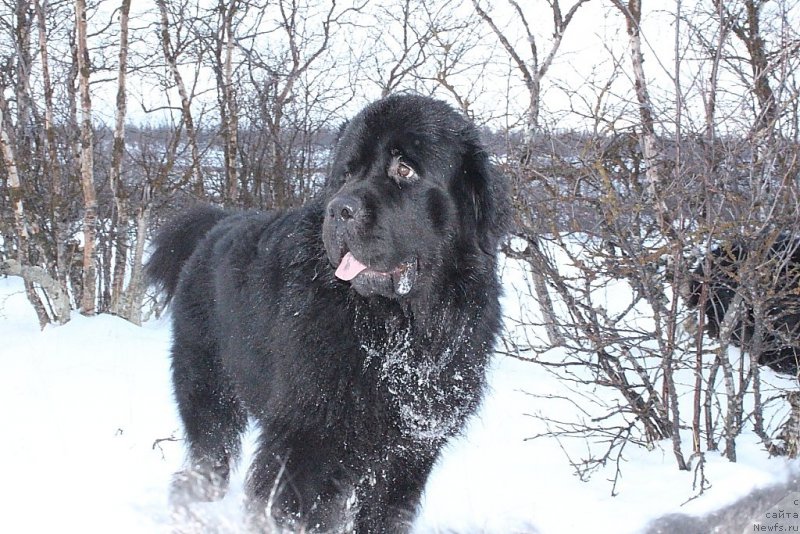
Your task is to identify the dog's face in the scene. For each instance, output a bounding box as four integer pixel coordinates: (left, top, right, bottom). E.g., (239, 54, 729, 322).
(322, 94, 508, 299)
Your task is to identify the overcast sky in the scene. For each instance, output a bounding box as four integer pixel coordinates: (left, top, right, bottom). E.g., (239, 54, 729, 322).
(82, 0, 797, 134)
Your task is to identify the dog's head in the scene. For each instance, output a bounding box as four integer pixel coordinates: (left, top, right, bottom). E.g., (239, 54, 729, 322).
(322, 94, 509, 299)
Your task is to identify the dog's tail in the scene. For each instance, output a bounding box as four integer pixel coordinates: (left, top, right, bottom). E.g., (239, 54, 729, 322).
(146, 205, 229, 303)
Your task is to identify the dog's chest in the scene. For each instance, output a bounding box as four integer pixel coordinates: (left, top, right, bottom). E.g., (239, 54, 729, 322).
(357, 319, 474, 446)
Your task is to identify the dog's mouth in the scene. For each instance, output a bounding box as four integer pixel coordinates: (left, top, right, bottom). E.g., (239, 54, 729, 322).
(334, 252, 417, 297)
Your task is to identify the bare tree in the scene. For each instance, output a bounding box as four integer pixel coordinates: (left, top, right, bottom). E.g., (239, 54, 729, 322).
(236, 0, 363, 208)
(0, 89, 64, 326)
(109, 0, 132, 316)
(610, 0, 687, 470)
(474, 0, 591, 347)
(213, 0, 240, 206)
(364, 0, 433, 97)
(472, 0, 590, 139)
(414, 0, 489, 117)
(75, 0, 97, 316)
(156, 0, 205, 198)
(499, 0, 800, 487)
(33, 0, 70, 301)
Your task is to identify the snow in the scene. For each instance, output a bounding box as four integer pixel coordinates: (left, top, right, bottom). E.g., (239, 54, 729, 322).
(395, 264, 414, 296)
(1, 263, 798, 533)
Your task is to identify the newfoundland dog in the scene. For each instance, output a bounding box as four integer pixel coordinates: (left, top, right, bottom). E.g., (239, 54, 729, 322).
(688, 235, 800, 376)
(147, 94, 510, 532)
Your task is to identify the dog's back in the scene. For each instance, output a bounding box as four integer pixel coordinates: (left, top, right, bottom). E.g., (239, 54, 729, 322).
(146, 205, 229, 303)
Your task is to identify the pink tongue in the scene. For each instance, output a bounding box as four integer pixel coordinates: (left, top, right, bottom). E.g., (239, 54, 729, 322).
(335, 252, 368, 281)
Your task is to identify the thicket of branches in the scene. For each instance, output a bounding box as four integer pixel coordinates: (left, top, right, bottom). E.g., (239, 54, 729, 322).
(494, 0, 800, 493)
(2, 0, 800, 488)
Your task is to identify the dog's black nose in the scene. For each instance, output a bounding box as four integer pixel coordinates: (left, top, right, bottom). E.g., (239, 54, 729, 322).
(327, 195, 362, 222)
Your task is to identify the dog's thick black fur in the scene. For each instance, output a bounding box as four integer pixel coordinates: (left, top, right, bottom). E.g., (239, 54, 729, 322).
(688, 235, 800, 376)
(147, 94, 510, 532)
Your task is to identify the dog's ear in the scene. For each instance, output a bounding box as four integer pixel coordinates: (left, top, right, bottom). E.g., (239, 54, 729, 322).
(460, 136, 511, 254)
(335, 120, 349, 143)
(324, 121, 351, 190)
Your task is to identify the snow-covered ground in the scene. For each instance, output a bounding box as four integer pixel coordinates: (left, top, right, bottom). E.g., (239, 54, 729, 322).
(1, 261, 798, 533)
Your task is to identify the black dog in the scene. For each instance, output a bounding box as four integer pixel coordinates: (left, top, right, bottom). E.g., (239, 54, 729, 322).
(147, 94, 510, 532)
(688, 235, 800, 376)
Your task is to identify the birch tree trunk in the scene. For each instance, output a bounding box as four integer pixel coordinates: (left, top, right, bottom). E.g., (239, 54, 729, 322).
(156, 0, 204, 197)
(33, 0, 70, 299)
(75, 0, 97, 316)
(611, 0, 687, 471)
(110, 0, 132, 315)
(125, 203, 151, 325)
(215, 0, 240, 206)
(13, 0, 33, 160)
(611, 0, 661, 200)
(0, 98, 60, 327)
(0, 260, 71, 323)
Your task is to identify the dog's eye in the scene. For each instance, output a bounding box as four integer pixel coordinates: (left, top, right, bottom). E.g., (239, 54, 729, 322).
(389, 155, 417, 183)
(397, 162, 414, 179)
